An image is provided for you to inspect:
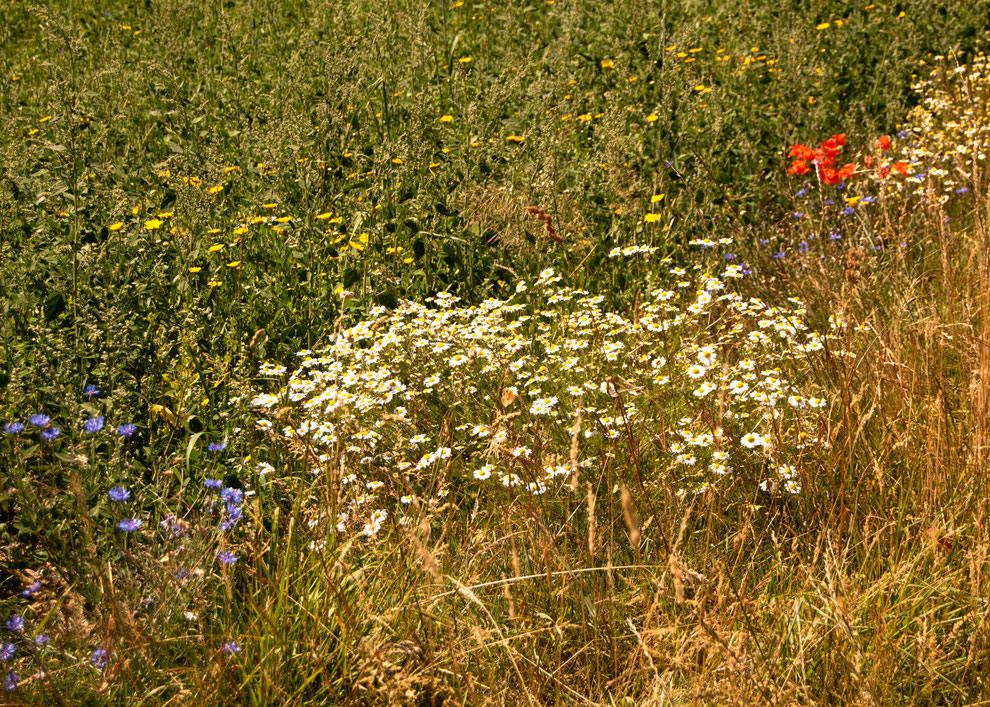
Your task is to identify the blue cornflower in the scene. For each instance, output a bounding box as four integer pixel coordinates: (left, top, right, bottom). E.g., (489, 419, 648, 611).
(792, 212, 803, 219)
(108, 486, 131, 502)
(220, 487, 243, 505)
(897, 130, 908, 139)
(83, 384, 100, 398)
(796, 189, 807, 197)
(219, 517, 239, 532)
(830, 232, 842, 241)
(842, 207, 854, 216)
(117, 423, 137, 437)
(758, 238, 770, 245)
(218, 551, 237, 566)
(724, 253, 735, 260)
(207, 441, 227, 453)
(174, 568, 188, 580)
(5, 616, 23, 632)
(221, 641, 241, 654)
(862, 196, 876, 204)
(84, 416, 105, 434)
(956, 187, 969, 194)
(0, 643, 14, 661)
(798, 242, 809, 253)
(91, 648, 107, 669)
(773, 251, 786, 259)
(29, 414, 50, 428)
(3, 422, 23, 435)
(4, 671, 17, 692)
(34, 635, 49, 646)
(21, 580, 40, 598)
(117, 518, 142, 533)
(824, 198, 834, 205)
(41, 427, 60, 441)
(203, 478, 223, 489)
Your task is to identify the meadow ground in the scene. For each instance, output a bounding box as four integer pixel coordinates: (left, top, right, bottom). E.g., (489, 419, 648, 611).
(2, 0, 990, 704)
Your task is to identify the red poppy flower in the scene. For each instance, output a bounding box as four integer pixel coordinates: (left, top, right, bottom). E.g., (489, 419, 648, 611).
(875, 135, 891, 151)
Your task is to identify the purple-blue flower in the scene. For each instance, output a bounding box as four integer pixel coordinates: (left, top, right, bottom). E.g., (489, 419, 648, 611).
(5, 616, 24, 633)
(34, 635, 49, 646)
(218, 551, 237, 566)
(4, 670, 17, 692)
(91, 648, 107, 669)
(29, 414, 50, 428)
(207, 441, 227, 453)
(83, 384, 100, 398)
(21, 580, 40, 598)
(108, 486, 131, 502)
(221, 641, 241, 654)
(3, 422, 23, 435)
(0, 643, 14, 662)
(204, 478, 223, 489)
(84, 416, 105, 434)
(117, 423, 137, 437)
(117, 518, 142, 533)
(220, 487, 243, 505)
(41, 427, 60, 441)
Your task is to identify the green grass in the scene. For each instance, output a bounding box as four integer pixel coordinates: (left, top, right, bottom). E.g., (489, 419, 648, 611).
(2, 0, 990, 704)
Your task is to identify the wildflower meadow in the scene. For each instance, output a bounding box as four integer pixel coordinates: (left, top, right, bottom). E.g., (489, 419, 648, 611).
(2, 0, 990, 704)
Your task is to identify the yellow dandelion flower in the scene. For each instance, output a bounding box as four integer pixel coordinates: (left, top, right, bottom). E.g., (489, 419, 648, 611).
(233, 227, 248, 235)
(601, 59, 615, 68)
(39, 115, 52, 123)
(646, 113, 659, 122)
(506, 135, 524, 143)
(108, 222, 123, 231)
(458, 56, 472, 64)
(209, 244, 224, 252)
(816, 22, 830, 30)
(651, 194, 666, 203)
(226, 260, 241, 268)
(440, 115, 454, 122)
(188, 266, 202, 273)
(144, 219, 162, 230)
(391, 158, 403, 164)
(261, 203, 277, 209)
(316, 212, 333, 220)
(208, 185, 224, 194)
(644, 213, 661, 223)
